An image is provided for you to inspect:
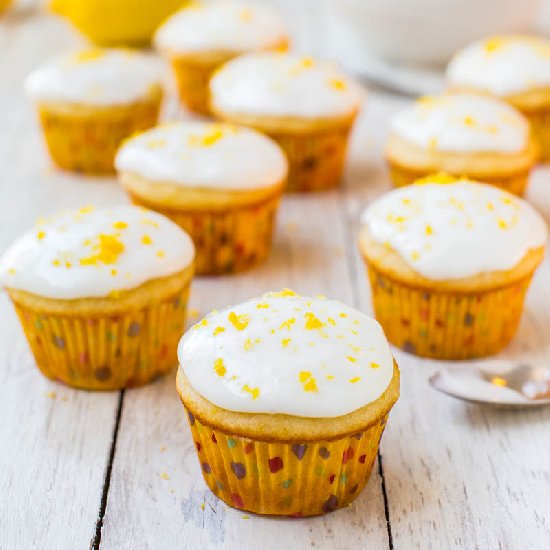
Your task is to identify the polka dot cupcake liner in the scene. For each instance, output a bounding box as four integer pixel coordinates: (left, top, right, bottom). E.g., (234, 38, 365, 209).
(365, 263, 534, 360)
(523, 106, 550, 162)
(170, 57, 222, 115)
(248, 124, 353, 193)
(8, 280, 191, 390)
(387, 162, 530, 196)
(184, 409, 387, 517)
(37, 94, 161, 174)
(128, 192, 282, 276)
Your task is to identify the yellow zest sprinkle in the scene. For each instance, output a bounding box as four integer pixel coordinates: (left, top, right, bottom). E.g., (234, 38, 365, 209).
(7, 267, 16, 274)
(349, 377, 361, 384)
(256, 303, 269, 309)
(111, 269, 117, 276)
(52, 259, 61, 267)
(141, 234, 152, 245)
(491, 376, 507, 387)
(78, 205, 95, 214)
(159, 472, 169, 480)
(193, 318, 208, 330)
(281, 338, 291, 348)
(484, 37, 503, 54)
(339, 313, 347, 318)
(326, 375, 335, 380)
(279, 318, 296, 330)
(304, 312, 324, 330)
(146, 138, 166, 149)
(72, 49, 104, 63)
(487, 202, 494, 211)
(329, 78, 347, 91)
(370, 362, 380, 369)
(299, 371, 318, 392)
(200, 503, 205, 511)
(243, 338, 254, 351)
(79, 234, 125, 266)
(156, 250, 165, 258)
(501, 196, 513, 205)
(113, 221, 127, 230)
(425, 224, 433, 236)
(411, 251, 420, 261)
(242, 384, 260, 400)
(37, 231, 46, 240)
(351, 329, 358, 335)
(141, 218, 159, 228)
(267, 288, 297, 298)
(188, 124, 230, 147)
(463, 115, 476, 127)
(65, 261, 72, 269)
(327, 317, 336, 326)
(213, 326, 225, 336)
(214, 358, 226, 377)
(498, 219, 508, 229)
(228, 312, 249, 331)
(346, 356, 357, 363)
(300, 57, 314, 68)
(242, 515, 250, 520)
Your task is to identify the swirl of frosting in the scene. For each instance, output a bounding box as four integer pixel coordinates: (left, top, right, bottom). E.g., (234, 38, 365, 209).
(0, 205, 194, 299)
(447, 35, 550, 96)
(24, 49, 163, 106)
(210, 53, 362, 119)
(360, 179, 547, 280)
(155, 0, 288, 55)
(115, 122, 288, 190)
(178, 290, 394, 418)
(390, 92, 530, 154)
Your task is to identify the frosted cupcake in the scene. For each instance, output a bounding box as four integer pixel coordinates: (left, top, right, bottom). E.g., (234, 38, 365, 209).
(359, 177, 547, 359)
(25, 49, 163, 174)
(177, 290, 400, 516)
(0, 205, 194, 390)
(115, 122, 287, 275)
(386, 92, 537, 195)
(447, 35, 550, 161)
(210, 53, 362, 192)
(154, 0, 288, 114)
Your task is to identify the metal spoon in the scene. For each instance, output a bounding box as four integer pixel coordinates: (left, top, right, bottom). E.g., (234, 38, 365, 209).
(429, 360, 550, 407)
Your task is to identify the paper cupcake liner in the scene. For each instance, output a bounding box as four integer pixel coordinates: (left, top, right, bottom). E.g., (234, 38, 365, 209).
(129, 193, 281, 276)
(38, 96, 161, 174)
(0, 0, 11, 13)
(388, 162, 529, 196)
(266, 125, 353, 192)
(184, 409, 387, 517)
(170, 58, 219, 115)
(9, 283, 190, 390)
(365, 263, 533, 359)
(524, 107, 550, 162)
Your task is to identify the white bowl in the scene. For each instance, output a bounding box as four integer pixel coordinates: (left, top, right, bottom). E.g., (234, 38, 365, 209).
(330, 0, 542, 65)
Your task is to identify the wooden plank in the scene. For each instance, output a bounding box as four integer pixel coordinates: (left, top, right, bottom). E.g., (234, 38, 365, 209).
(343, 93, 550, 549)
(101, 192, 391, 550)
(0, 12, 122, 549)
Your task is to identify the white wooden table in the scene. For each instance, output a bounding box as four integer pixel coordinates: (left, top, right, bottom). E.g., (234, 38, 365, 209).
(2, 6, 550, 550)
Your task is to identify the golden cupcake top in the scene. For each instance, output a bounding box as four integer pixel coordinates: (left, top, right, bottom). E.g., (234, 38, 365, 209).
(447, 35, 550, 96)
(0, 205, 194, 299)
(210, 52, 362, 119)
(155, 0, 288, 55)
(390, 92, 530, 154)
(360, 176, 547, 280)
(115, 122, 288, 190)
(24, 48, 163, 106)
(178, 290, 394, 418)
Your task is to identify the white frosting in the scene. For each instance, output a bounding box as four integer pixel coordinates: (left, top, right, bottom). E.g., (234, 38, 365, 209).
(210, 53, 362, 119)
(115, 122, 287, 190)
(447, 36, 550, 96)
(361, 180, 547, 280)
(0, 205, 195, 299)
(390, 93, 530, 153)
(24, 49, 163, 106)
(155, 0, 287, 55)
(178, 291, 394, 418)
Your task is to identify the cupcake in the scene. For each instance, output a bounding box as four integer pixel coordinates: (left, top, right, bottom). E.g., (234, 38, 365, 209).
(154, 0, 288, 114)
(386, 92, 537, 195)
(0, 205, 195, 390)
(115, 122, 287, 275)
(25, 48, 163, 174)
(210, 53, 362, 192)
(447, 35, 550, 161)
(176, 290, 400, 516)
(359, 177, 547, 359)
